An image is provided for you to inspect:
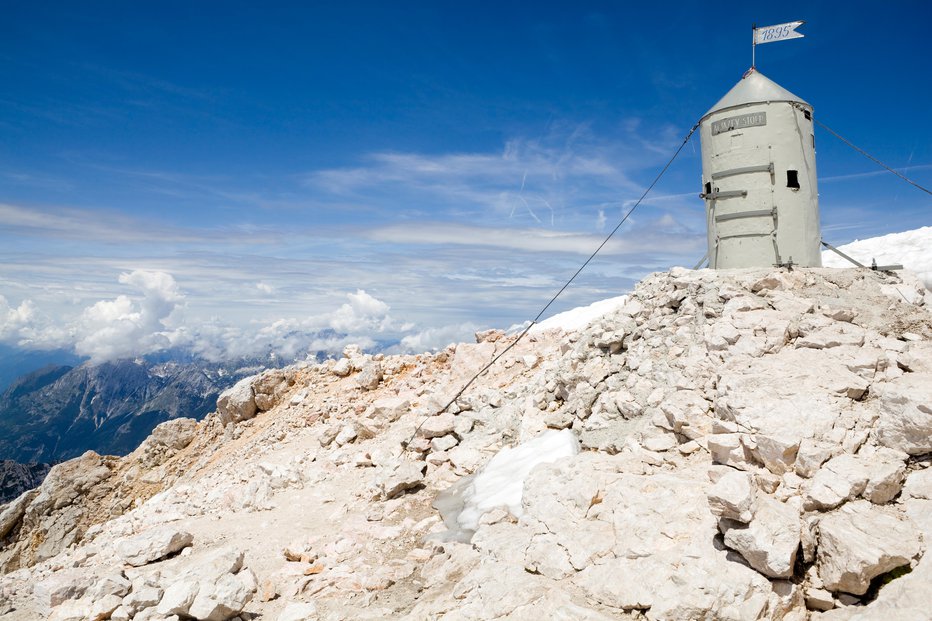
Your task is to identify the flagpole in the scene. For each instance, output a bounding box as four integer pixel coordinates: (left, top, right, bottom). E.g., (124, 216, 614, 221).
(752, 23, 757, 69)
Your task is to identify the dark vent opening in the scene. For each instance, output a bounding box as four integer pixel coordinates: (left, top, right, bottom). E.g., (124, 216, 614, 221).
(704, 181, 712, 195)
(804, 109, 812, 121)
(787, 170, 800, 190)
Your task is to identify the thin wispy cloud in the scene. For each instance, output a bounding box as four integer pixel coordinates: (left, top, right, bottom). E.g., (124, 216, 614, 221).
(820, 163, 932, 183)
(302, 124, 679, 229)
(0, 118, 710, 365)
(0, 202, 286, 245)
(366, 221, 703, 257)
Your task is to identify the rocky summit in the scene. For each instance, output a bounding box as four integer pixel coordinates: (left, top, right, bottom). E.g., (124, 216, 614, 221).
(0, 266, 930, 621)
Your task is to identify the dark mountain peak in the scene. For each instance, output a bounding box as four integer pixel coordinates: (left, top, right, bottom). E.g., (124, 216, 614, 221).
(0, 357, 258, 465)
(2, 364, 73, 401)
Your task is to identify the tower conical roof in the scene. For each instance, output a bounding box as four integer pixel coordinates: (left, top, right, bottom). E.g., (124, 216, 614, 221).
(702, 68, 809, 119)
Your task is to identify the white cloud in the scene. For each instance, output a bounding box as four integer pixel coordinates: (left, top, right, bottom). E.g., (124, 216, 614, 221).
(301, 125, 664, 229)
(328, 290, 392, 333)
(0, 294, 70, 350)
(73, 270, 186, 362)
(396, 322, 482, 354)
(0, 296, 38, 340)
(366, 222, 704, 257)
(1, 269, 469, 363)
(0, 122, 713, 366)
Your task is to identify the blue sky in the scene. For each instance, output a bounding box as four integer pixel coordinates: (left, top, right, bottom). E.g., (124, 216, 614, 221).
(1, 1, 930, 361)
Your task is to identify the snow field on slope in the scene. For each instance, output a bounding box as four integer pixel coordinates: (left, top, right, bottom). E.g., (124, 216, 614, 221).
(822, 226, 932, 289)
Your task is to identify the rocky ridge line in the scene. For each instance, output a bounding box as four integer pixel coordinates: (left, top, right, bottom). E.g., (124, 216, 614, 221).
(0, 266, 930, 620)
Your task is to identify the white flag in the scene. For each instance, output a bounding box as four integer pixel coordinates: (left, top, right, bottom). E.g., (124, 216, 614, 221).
(754, 21, 805, 45)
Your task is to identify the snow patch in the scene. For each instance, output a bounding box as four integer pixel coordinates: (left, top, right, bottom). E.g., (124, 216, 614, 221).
(822, 226, 932, 290)
(530, 295, 628, 335)
(434, 429, 579, 541)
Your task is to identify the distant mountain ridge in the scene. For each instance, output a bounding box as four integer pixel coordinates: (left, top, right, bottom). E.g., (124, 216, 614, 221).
(0, 332, 397, 503)
(0, 344, 83, 394)
(0, 358, 257, 466)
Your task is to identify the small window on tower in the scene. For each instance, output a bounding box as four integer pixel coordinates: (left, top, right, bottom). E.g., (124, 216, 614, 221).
(804, 109, 812, 121)
(787, 170, 800, 190)
(704, 181, 712, 195)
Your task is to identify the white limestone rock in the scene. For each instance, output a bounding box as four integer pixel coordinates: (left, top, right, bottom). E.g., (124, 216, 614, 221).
(367, 397, 409, 422)
(903, 467, 932, 500)
(372, 460, 426, 500)
(46, 602, 83, 621)
(795, 439, 835, 478)
(659, 390, 712, 440)
(334, 424, 357, 447)
(156, 580, 199, 616)
(431, 434, 458, 453)
(216, 376, 258, 426)
(188, 568, 257, 621)
(796, 324, 865, 350)
(0, 489, 37, 539)
(641, 432, 677, 453)
(355, 362, 383, 390)
(33, 569, 89, 610)
(862, 451, 908, 505)
(719, 495, 800, 579)
(574, 558, 654, 611)
(750, 433, 800, 475)
(110, 605, 131, 621)
(705, 322, 741, 350)
(805, 587, 835, 612)
(122, 585, 163, 615)
(88, 573, 130, 600)
(872, 374, 932, 455)
(447, 445, 482, 473)
(707, 469, 757, 523)
(150, 417, 198, 451)
(416, 412, 456, 438)
(116, 526, 193, 567)
(708, 433, 752, 470)
(519, 454, 792, 621)
(89, 594, 123, 621)
(524, 533, 575, 579)
(155, 546, 255, 620)
(714, 350, 850, 442)
(816, 500, 922, 595)
(331, 358, 352, 377)
(804, 454, 869, 511)
(278, 602, 319, 621)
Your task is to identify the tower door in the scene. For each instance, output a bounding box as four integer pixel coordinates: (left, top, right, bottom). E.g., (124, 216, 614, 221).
(704, 161, 779, 268)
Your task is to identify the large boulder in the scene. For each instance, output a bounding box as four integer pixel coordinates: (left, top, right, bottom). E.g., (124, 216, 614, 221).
(719, 496, 800, 579)
(116, 526, 193, 567)
(659, 390, 712, 440)
(872, 374, 932, 455)
(707, 469, 757, 523)
(217, 376, 258, 426)
(804, 454, 870, 511)
(371, 460, 426, 500)
(816, 500, 922, 595)
(149, 417, 198, 450)
(156, 546, 257, 620)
